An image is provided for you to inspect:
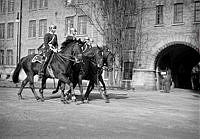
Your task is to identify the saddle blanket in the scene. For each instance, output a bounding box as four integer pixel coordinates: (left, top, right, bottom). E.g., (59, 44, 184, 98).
(32, 54, 44, 63)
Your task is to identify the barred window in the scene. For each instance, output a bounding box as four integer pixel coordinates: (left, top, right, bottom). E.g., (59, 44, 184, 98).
(28, 49, 35, 55)
(77, 15, 87, 35)
(0, 23, 5, 39)
(174, 3, 183, 23)
(156, 5, 163, 24)
(28, 20, 36, 38)
(0, 50, 4, 65)
(0, 0, 6, 14)
(29, 0, 37, 10)
(6, 49, 13, 65)
(195, 1, 200, 22)
(7, 22, 14, 39)
(65, 17, 74, 36)
(8, 0, 14, 13)
(39, 0, 48, 8)
(39, 19, 47, 37)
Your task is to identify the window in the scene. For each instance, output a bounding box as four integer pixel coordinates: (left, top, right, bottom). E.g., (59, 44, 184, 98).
(28, 20, 36, 38)
(28, 49, 35, 55)
(7, 22, 14, 39)
(65, 16, 74, 35)
(123, 62, 134, 80)
(156, 5, 163, 24)
(0, 23, 5, 39)
(0, 50, 4, 65)
(195, 1, 200, 22)
(39, 0, 48, 8)
(124, 28, 135, 50)
(174, 3, 183, 23)
(29, 0, 37, 10)
(77, 0, 84, 4)
(39, 19, 47, 37)
(8, 0, 14, 13)
(6, 49, 13, 65)
(77, 15, 87, 35)
(0, 0, 6, 14)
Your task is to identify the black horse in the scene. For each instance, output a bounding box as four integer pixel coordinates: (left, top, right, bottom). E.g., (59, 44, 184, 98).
(12, 39, 84, 103)
(52, 47, 115, 103)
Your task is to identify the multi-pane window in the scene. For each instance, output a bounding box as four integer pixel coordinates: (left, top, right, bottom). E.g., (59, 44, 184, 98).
(0, 50, 4, 65)
(28, 49, 35, 55)
(123, 62, 134, 80)
(29, 0, 37, 10)
(39, 19, 47, 37)
(174, 3, 183, 23)
(39, 0, 48, 8)
(65, 16, 74, 35)
(156, 5, 163, 24)
(7, 22, 14, 39)
(0, 0, 6, 14)
(195, 1, 200, 22)
(28, 20, 36, 38)
(8, 0, 14, 13)
(77, 15, 87, 35)
(6, 49, 13, 65)
(0, 23, 5, 39)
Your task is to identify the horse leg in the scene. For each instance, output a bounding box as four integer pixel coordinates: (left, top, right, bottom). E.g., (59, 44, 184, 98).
(60, 82, 67, 104)
(28, 74, 40, 101)
(78, 75, 84, 103)
(99, 74, 109, 103)
(84, 80, 94, 103)
(58, 74, 76, 103)
(17, 77, 29, 100)
(39, 77, 47, 102)
(52, 79, 61, 94)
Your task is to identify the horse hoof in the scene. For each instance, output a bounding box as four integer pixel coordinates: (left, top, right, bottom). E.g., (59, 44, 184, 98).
(105, 99, 110, 103)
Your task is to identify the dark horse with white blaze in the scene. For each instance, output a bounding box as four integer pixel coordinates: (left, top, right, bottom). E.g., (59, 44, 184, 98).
(52, 46, 115, 103)
(12, 39, 85, 103)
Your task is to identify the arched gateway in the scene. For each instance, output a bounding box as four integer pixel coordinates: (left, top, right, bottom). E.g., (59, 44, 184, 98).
(153, 41, 200, 90)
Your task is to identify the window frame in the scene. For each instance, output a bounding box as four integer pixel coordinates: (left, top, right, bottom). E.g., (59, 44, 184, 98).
(28, 20, 36, 38)
(194, 1, 200, 22)
(39, 0, 48, 9)
(8, 0, 14, 13)
(7, 22, 14, 39)
(65, 16, 74, 36)
(6, 49, 13, 65)
(29, 0, 37, 11)
(39, 19, 47, 37)
(174, 3, 183, 23)
(0, 50, 4, 65)
(77, 15, 87, 35)
(0, 0, 6, 14)
(0, 23, 5, 39)
(156, 5, 164, 25)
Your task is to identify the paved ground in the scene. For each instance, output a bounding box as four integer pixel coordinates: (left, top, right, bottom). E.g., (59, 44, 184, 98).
(0, 86, 199, 139)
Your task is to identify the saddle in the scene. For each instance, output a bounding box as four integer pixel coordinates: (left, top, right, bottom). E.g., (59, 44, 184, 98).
(31, 54, 45, 63)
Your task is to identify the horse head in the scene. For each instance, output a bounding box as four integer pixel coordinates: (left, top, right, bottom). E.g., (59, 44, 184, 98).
(60, 39, 84, 63)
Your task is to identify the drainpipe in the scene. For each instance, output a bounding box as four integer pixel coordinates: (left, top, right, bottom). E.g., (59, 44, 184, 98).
(18, 0, 22, 62)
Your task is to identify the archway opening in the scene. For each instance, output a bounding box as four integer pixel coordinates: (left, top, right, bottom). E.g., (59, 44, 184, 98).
(155, 43, 200, 89)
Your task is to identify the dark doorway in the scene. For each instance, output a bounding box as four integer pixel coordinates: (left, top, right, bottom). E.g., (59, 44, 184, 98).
(155, 43, 200, 89)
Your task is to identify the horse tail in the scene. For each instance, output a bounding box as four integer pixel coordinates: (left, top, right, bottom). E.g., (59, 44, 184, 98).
(12, 58, 24, 83)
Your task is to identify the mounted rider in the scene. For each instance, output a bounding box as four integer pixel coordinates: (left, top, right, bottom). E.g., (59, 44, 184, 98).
(38, 24, 58, 79)
(65, 28, 77, 43)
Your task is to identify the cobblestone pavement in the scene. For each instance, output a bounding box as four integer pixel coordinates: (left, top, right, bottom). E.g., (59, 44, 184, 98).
(0, 86, 199, 139)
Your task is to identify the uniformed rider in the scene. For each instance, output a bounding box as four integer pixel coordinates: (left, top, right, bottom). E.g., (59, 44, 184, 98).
(38, 24, 58, 79)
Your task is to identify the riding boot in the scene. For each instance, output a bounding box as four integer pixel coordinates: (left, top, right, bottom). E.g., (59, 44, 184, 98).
(38, 62, 45, 80)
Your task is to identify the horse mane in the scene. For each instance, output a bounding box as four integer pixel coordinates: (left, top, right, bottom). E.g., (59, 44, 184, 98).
(60, 39, 75, 50)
